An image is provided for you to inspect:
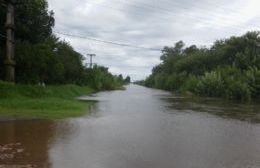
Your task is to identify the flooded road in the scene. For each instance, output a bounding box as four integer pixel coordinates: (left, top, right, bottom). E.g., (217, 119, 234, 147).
(1, 85, 260, 168)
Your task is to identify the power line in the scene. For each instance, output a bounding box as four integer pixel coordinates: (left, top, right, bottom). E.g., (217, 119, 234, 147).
(88, 0, 260, 30)
(126, 0, 259, 22)
(81, 5, 243, 36)
(83, 4, 247, 37)
(54, 31, 162, 51)
(6, 0, 259, 34)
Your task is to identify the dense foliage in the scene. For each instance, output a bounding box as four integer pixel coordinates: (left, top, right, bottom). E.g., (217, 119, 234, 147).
(141, 32, 260, 100)
(0, 0, 129, 90)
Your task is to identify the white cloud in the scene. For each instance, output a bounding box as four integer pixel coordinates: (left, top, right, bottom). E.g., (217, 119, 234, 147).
(48, 0, 260, 81)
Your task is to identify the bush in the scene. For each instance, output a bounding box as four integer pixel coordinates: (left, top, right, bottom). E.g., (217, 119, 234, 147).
(180, 75, 199, 92)
(141, 31, 260, 101)
(195, 71, 224, 97)
(224, 78, 251, 101)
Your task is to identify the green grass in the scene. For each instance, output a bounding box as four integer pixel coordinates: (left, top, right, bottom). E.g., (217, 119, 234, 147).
(0, 81, 95, 120)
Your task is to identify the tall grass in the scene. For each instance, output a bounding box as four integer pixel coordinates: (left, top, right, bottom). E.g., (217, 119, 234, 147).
(0, 81, 95, 119)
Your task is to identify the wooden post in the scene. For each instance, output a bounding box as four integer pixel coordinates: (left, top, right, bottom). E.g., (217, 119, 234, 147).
(4, 0, 15, 82)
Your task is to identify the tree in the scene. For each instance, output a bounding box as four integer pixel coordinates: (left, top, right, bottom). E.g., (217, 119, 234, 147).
(160, 41, 185, 61)
(142, 31, 260, 100)
(124, 76, 131, 84)
(0, 0, 55, 81)
(14, 0, 55, 43)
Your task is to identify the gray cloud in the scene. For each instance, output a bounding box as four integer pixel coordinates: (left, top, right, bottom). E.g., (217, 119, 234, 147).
(48, 0, 260, 80)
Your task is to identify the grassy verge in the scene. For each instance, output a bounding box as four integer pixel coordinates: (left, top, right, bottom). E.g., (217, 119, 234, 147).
(0, 81, 95, 120)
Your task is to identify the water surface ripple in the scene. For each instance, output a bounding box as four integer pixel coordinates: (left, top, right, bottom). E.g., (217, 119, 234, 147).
(1, 85, 260, 168)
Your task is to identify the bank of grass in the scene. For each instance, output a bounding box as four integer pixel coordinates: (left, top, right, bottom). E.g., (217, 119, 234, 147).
(0, 81, 95, 120)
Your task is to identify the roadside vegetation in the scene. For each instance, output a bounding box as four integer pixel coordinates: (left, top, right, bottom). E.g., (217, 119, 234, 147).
(0, 0, 131, 119)
(0, 82, 95, 119)
(138, 32, 260, 101)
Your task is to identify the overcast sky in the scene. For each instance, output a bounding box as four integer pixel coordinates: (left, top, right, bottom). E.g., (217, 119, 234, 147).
(48, 0, 260, 81)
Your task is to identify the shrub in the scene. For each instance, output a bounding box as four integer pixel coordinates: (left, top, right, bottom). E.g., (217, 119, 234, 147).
(224, 78, 251, 101)
(180, 75, 199, 92)
(195, 71, 224, 97)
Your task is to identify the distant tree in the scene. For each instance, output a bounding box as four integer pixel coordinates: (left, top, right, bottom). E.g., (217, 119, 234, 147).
(160, 41, 185, 62)
(118, 74, 123, 81)
(0, 0, 126, 90)
(142, 31, 260, 100)
(184, 45, 199, 55)
(124, 76, 131, 84)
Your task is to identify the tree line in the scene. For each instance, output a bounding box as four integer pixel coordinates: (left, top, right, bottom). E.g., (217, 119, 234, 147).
(138, 32, 260, 100)
(0, 0, 130, 89)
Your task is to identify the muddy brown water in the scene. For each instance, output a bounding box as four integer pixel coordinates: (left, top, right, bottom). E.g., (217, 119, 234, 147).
(0, 85, 260, 168)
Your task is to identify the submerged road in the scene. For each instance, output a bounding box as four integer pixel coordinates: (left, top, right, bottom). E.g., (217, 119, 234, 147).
(0, 84, 260, 168)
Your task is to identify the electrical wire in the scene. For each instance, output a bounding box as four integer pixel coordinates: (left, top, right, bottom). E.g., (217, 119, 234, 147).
(127, 0, 259, 21)
(54, 31, 162, 51)
(84, 1, 259, 33)
(7, 0, 259, 32)
(89, 0, 259, 28)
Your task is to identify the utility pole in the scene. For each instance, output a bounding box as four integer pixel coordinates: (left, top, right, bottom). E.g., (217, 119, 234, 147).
(87, 54, 96, 68)
(4, 0, 16, 82)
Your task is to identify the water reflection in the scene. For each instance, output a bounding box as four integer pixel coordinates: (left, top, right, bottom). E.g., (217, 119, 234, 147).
(0, 120, 74, 167)
(0, 85, 259, 168)
(162, 96, 260, 123)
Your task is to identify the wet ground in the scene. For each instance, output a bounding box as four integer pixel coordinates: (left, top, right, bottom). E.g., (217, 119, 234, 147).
(0, 85, 260, 168)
